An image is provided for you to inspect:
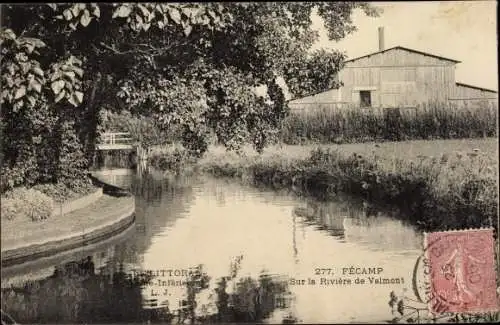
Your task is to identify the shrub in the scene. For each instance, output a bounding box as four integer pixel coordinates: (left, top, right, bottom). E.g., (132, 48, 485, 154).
(32, 183, 72, 203)
(149, 146, 198, 172)
(33, 178, 97, 203)
(54, 119, 89, 183)
(0, 166, 25, 193)
(66, 177, 96, 196)
(1, 187, 54, 221)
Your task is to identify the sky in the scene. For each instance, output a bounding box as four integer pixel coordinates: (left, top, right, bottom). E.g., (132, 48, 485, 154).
(310, 1, 498, 92)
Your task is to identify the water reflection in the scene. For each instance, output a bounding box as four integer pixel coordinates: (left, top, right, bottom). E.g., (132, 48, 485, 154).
(3, 260, 158, 323)
(342, 215, 422, 252)
(1, 258, 292, 324)
(2, 169, 423, 323)
(1, 224, 135, 288)
(292, 198, 422, 252)
(105, 169, 199, 264)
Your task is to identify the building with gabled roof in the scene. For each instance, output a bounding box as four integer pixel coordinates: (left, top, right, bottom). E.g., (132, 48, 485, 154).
(289, 27, 497, 111)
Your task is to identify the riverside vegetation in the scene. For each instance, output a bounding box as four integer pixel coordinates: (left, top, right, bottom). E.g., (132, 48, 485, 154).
(280, 103, 498, 144)
(149, 132, 498, 233)
(147, 103, 498, 232)
(200, 140, 497, 232)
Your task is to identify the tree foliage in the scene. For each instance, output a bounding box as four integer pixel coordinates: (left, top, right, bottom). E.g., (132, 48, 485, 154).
(1, 2, 380, 189)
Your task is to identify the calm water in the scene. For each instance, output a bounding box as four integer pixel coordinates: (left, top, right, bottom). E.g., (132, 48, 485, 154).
(1, 168, 424, 324)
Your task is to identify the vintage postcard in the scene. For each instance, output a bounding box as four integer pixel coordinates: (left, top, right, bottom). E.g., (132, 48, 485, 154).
(1, 1, 498, 324)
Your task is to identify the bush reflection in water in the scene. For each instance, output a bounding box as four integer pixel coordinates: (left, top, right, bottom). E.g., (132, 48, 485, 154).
(1, 255, 295, 324)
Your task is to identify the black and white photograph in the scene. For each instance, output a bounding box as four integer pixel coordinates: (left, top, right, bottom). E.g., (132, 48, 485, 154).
(1, 2, 499, 324)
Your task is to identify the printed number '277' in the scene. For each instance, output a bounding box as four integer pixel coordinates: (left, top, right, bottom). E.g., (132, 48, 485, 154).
(315, 268, 334, 275)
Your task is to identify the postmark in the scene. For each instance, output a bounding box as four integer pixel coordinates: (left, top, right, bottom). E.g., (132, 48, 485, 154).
(423, 228, 498, 314)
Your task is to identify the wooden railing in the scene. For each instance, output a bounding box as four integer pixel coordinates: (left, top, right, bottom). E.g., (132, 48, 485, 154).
(100, 132, 134, 145)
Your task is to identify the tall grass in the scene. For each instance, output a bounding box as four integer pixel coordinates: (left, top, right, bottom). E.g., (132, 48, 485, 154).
(281, 102, 498, 144)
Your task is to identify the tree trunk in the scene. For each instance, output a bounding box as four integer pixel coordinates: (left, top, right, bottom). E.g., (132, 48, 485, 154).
(82, 72, 103, 168)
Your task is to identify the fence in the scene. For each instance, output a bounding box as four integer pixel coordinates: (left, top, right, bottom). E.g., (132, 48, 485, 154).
(51, 187, 103, 218)
(100, 132, 134, 145)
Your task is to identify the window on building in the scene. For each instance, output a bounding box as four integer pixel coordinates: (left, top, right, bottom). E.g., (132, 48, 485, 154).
(360, 91, 372, 107)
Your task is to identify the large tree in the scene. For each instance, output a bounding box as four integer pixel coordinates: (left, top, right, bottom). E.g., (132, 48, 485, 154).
(0, 2, 380, 189)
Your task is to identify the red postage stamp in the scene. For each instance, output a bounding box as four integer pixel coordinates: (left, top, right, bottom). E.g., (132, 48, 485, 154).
(424, 228, 498, 314)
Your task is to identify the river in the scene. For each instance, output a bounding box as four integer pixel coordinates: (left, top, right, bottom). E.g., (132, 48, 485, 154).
(1, 168, 424, 324)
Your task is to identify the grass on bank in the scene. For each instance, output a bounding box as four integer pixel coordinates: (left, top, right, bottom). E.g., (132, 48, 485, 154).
(149, 138, 498, 232)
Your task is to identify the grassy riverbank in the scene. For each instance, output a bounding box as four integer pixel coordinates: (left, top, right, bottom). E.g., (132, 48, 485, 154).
(194, 138, 498, 232)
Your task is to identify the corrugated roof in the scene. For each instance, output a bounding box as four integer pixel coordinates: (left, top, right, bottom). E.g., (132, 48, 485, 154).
(456, 82, 498, 93)
(345, 46, 461, 64)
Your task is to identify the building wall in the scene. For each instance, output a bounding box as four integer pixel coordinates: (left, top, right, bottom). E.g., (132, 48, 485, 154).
(288, 88, 348, 113)
(289, 88, 340, 104)
(340, 48, 456, 108)
(288, 48, 497, 111)
(449, 84, 498, 108)
(451, 84, 497, 99)
(339, 67, 380, 107)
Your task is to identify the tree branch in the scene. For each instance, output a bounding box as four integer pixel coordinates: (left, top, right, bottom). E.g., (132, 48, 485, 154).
(98, 40, 189, 57)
